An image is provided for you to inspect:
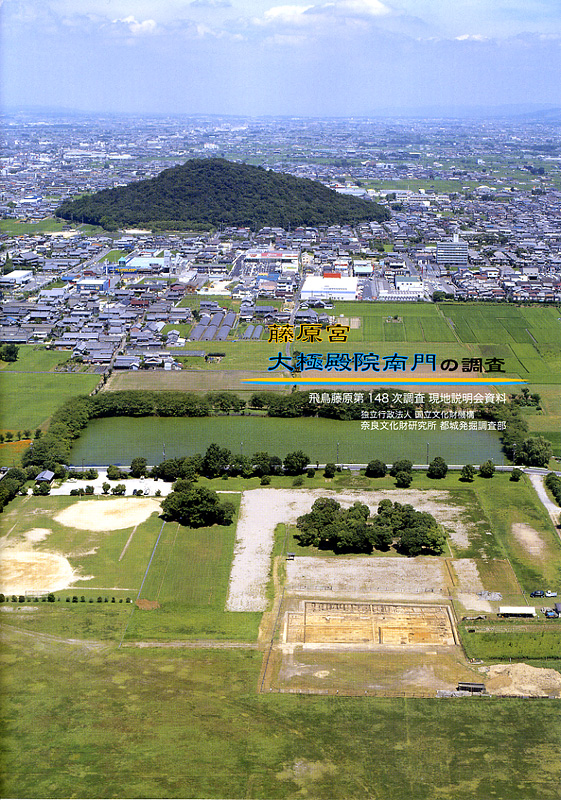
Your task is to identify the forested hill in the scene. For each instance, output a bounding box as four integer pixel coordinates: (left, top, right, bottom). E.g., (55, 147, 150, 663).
(55, 158, 390, 231)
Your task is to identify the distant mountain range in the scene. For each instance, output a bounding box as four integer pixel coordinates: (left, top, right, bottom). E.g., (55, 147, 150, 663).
(56, 158, 389, 231)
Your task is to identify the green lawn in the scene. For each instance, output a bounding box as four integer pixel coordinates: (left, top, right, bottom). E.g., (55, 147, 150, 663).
(100, 249, 128, 262)
(2, 628, 561, 799)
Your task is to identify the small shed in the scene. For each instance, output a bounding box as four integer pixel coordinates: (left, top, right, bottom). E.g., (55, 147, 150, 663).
(36, 470, 55, 484)
(457, 682, 486, 694)
(498, 606, 536, 618)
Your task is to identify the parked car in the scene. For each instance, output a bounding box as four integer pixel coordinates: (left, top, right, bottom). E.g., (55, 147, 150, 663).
(530, 590, 545, 598)
(545, 590, 558, 598)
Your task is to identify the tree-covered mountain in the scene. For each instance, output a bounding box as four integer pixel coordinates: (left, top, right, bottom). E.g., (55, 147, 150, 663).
(55, 158, 389, 230)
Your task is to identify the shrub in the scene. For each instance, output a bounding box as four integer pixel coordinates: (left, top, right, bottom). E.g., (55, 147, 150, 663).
(323, 463, 336, 479)
(510, 468, 522, 482)
(395, 470, 413, 488)
(365, 459, 387, 478)
(460, 464, 475, 482)
(306, 469, 315, 478)
(479, 459, 496, 478)
(260, 475, 271, 486)
(292, 476, 304, 487)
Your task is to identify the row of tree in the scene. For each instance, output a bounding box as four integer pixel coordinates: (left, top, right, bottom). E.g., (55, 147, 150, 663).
(295, 497, 447, 556)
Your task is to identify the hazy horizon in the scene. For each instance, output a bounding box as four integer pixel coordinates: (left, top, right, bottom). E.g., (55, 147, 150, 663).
(3, 0, 561, 117)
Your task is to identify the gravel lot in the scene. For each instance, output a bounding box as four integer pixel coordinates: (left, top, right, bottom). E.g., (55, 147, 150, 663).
(225, 488, 477, 612)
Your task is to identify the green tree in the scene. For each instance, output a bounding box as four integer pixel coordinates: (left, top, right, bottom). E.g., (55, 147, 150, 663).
(162, 486, 234, 527)
(102, 482, 110, 494)
(130, 457, 147, 477)
(365, 459, 387, 478)
(201, 443, 232, 478)
(519, 435, 552, 468)
(395, 470, 413, 488)
(427, 456, 448, 479)
(510, 468, 523, 482)
(460, 464, 475, 482)
(283, 450, 310, 476)
(479, 460, 495, 478)
(390, 459, 413, 477)
(323, 462, 336, 478)
(0, 343, 19, 362)
(106, 464, 123, 480)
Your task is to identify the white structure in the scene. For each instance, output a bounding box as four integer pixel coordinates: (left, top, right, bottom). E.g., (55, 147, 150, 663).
(395, 275, 425, 296)
(437, 233, 468, 267)
(301, 276, 358, 301)
(498, 606, 537, 618)
(0, 269, 33, 285)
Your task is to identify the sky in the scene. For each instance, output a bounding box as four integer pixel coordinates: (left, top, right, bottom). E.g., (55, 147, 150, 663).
(2, 0, 561, 116)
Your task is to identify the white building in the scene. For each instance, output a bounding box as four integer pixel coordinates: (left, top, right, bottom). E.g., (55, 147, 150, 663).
(0, 269, 33, 286)
(301, 276, 358, 301)
(437, 233, 468, 267)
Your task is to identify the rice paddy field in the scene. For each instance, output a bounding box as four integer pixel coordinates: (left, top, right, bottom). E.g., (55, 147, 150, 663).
(69, 414, 505, 467)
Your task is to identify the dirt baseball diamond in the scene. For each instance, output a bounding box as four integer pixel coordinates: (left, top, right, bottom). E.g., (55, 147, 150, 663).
(0, 500, 161, 595)
(0, 547, 77, 595)
(226, 488, 479, 612)
(54, 498, 161, 531)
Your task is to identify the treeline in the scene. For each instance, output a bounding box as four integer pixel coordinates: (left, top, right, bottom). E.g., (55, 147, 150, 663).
(545, 472, 561, 507)
(19, 388, 553, 472)
(55, 158, 390, 231)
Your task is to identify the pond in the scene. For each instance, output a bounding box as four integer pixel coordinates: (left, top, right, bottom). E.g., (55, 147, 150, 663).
(69, 415, 506, 466)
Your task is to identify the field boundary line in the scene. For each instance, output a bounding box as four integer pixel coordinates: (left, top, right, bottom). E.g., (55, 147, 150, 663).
(118, 524, 138, 561)
(155, 522, 180, 602)
(118, 520, 166, 649)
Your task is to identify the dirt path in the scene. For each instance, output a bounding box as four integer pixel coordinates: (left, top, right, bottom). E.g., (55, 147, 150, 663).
(118, 525, 138, 561)
(0, 623, 111, 652)
(528, 473, 561, 530)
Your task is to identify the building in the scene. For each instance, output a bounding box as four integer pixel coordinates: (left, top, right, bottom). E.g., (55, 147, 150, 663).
(300, 276, 358, 301)
(498, 606, 537, 618)
(0, 270, 34, 286)
(437, 233, 469, 267)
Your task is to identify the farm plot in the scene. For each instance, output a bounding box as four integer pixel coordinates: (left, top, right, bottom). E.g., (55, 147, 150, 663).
(284, 601, 455, 647)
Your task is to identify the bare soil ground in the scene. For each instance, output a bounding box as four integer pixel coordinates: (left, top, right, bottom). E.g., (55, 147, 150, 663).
(286, 556, 448, 598)
(226, 488, 477, 612)
(512, 522, 546, 558)
(0, 546, 77, 595)
(135, 599, 160, 610)
(54, 498, 161, 531)
(482, 663, 561, 697)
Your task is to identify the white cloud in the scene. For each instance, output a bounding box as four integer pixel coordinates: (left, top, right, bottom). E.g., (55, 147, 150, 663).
(112, 15, 158, 35)
(455, 34, 488, 41)
(261, 5, 313, 24)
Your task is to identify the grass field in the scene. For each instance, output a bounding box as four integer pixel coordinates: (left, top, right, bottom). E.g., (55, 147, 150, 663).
(0, 345, 97, 431)
(0, 371, 99, 430)
(0, 494, 260, 643)
(2, 628, 561, 800)
(0, 345, 72, 373)
(2, 474, 561, 798)
(69, 414, 505, 467)
(102, 302, 561, 390)
(0, 218, 104, 235)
